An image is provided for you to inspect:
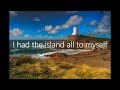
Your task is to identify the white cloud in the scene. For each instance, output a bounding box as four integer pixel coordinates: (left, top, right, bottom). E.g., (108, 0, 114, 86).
(100, 14, 111, 27)
(89, 20, 97, 26)
(54, 25, 61, 30)
(66, 11, 78, 14)
(24, 34, 28, 37)
(44, 25, 53, 31)
(36, 35, 66, 40)
(9, 11, 18, 16)
(88, 11, 111, 36)
(91, 28, 110, 35)
(33, 17, 40, 22)
(45, 29, 56, 34)
(44, 15, 83, 34)
(10, 28, 23, 36)
(24, 34, 32, 38)
(44, 25, 58, 34)
(62, 15, 82, 29)
(98, 24, 104, 28)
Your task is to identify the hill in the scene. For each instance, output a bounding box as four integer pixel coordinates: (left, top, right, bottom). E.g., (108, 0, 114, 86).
(66, 35, 110, 43)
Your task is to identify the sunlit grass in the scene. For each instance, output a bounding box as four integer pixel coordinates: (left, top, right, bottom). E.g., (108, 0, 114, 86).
(9, 56, 110, 79)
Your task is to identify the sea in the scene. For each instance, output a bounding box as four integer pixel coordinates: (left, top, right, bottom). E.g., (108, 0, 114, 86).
(9, 40, 92, 59)
(9, 40, 57, 57)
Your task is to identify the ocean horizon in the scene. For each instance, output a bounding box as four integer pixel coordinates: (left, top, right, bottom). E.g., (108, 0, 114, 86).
(9, 40, 92, 59)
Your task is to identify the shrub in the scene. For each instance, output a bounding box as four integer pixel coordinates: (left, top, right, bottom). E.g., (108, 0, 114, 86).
(10, 55, 32, 66)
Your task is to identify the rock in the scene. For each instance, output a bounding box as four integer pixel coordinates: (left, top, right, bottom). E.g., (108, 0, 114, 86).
(44, 55, 51, 57)
(49, 53, 67, 59)
(66, 35, 80, 41)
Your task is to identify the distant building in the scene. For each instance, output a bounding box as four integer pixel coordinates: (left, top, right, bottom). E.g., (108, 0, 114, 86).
(72, 27, 78, 35)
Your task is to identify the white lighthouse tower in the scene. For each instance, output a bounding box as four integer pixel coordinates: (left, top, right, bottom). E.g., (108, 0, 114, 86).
(72, 27, 78, 35)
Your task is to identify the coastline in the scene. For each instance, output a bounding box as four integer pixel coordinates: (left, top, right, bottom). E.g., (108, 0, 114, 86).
(9, 49, 111, 79)
(31, 49, 92, 59)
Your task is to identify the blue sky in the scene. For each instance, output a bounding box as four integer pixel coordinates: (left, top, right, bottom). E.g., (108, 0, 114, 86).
(9, 11, 111, 40)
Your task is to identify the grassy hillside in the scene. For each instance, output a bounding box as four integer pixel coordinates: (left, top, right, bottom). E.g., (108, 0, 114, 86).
(9, 49, 111, 79)
(66, 35, 110, 42)
(9, 35, 111, 79)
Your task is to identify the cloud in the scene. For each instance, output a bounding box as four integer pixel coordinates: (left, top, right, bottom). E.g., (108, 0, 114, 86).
(100, 13, 111, 27)
(24, 34, 29, 37)
(44, 25, 61, 34)
(91, 28, 110, 35)
(94, 23, 110, 34)
(24, 34, 32, 38)
(98, 24, 104, 28)
(9, 11, 18, 16)
(44, 25, 53, 31)
(10, 28, 23, 36)
(33, 17, 40, 22)
(66, 11, 78, 14)
(35, 35, 66, 40)
(44, 15, 82, 34)
(88, 11, 111, 36)
(62, 15, 82, 29)
(89, 20, 97, 26)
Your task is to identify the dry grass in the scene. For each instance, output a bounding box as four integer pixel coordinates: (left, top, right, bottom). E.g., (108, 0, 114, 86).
(9, 50, 111, 79)
(9, 59, 110, 79)
(61, 64, 110, 79)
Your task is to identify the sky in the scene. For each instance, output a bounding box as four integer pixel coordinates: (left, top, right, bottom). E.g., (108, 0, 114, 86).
(9, 11, 111, 40)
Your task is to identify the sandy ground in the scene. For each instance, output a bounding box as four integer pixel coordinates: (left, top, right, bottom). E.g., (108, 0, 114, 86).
(46, 49, 111, 69)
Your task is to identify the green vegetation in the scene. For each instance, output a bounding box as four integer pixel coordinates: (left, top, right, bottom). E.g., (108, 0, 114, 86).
(9, 55, 110, 79)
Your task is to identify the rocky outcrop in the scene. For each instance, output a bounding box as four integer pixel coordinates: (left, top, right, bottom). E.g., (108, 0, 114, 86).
(66, 35, 80, 41)
(45, 53, 67, 59)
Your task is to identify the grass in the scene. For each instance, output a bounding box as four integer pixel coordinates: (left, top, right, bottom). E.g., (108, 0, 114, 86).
(9, 55, 111, 79)
(59, 64, 110, 79)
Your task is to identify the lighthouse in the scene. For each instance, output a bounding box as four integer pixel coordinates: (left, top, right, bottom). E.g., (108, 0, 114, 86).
(72, 27, 78, 35)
